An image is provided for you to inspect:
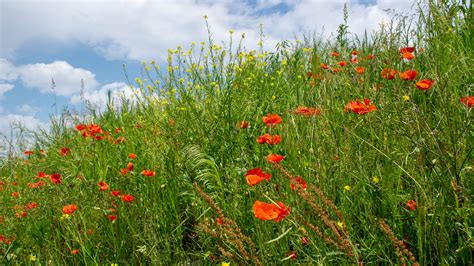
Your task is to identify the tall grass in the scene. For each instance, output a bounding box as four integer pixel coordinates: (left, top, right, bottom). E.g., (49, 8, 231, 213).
(1, 1, 472, 264)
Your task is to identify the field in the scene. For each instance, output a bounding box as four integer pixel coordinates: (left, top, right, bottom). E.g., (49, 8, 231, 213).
(0, 2, 472, 265)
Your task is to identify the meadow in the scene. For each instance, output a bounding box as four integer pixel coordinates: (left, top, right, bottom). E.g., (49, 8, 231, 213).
(0, 1, 472, 265)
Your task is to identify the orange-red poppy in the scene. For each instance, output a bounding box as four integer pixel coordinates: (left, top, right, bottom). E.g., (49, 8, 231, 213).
(107, 215, 117, 221)
(399, 69, 417, 80)
(320, 63, 329, 70)
(355, 66, 365, 74)
(262, 114, 282, 127)
(11, 191, 19, 198)
(62, 204, 77, 214)
(294, 106, 321, 117)
(121, 194, 135, 202)
(367, 54, 375, 60)
(266, 154, 285, 164)
(24, 151, 34, 156)
(36, 171, 48, 178)
(129, 153, 137, 159)
(246, 168, 271, 186)
(330, 51, 339, 57)
(98, 181, 109, 191)
(290, 177, 307, 190)
(253, 200, 290, 222)
(400, 47, 415, 54)
(239, 121, 249, 129)
(402, 52, 414, 60)
(416, 79, 434, 90)
(338, 61, 347, 67)
(381, 68, 397, 80)
(256, 134, 282, 145)
(344, 99, 377, 115)
(59, 147, 70, 156)
(141, 170, 155, 177)
(406, 200, 417, 211)
(460, 96, 474, 108)
(111, 190, 121, 197)
(127, 162, 134, 171)
(25, 202, 39, 210)
(49, 173, 61, 184)
(120, 168, 128, 175)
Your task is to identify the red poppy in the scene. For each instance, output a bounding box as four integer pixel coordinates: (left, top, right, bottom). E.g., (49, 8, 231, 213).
(36, 171, 49, 178)
(416, 79, 434, 90)
(266, 154, 285, 164)
(239, 120, 249, 129)
(106, 215, 117, 221)
(350, 56, 358, 64)
(71, 249, 79, 255)
(290, 177, 307, 191)
(381, 68, 397, 80)
(75, 124, 86, 131)
(338, 61, 347, 67)
(332, 68, 340, 73)
(344, 99, 377, 115)
(262, 114, 282, 127)
(306, 71, 313, 78)
(49, 173, 61, 184)
(120, 168, 129, 175)
(253, 200, 290, 222)
(399, 47, 415, 54)
(216, 217, 225, 225)
(12, 191, 19, 198)
(62, 204, 77, 214)
(288, 251, 297, 260)
(294, 107, 321, 117)
(141, 170, 155, 177)
(351, 50, 359, 56)
(367, 54, 375, 60)
(59, 147, 70, 156)
(129, 153, 137, 159)
(111, 190, 121, 196)
(402, 52, 414, 60)
(98, 181, 109, 191)
(28, 181, 45, 189)
(257, 134, 282, 145)
(246, 168, 271, 186)
(24, 150, 34, 156)
(127, 162, 134, 171)
(460, 96, 474, 108)
(406, 200, 417, 211)
(16, 211, 27, 218)
(330, 51, 339, 57)
(399, 69, 417, 80)
(25, 202, 39, 210)
(301, 237, 309, 246)
(355, 66, 365, 74)
(320, 63, 329, 70)
(121, 194, 135, 202)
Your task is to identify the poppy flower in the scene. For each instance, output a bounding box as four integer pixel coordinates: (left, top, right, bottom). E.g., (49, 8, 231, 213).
(62, 204, 77, 214)
(16, 211, 27, 218)
(141, 170, 155, 177)
(351, 50, 359, 56)
(294, 106, 321, 117)
(344, 99, 377, 115)
(12, 191, 19, 198)
(98, 181, 109, 191)
(36, 172, 48, 178)
(400, 47, 415, 54)
(121, 194, 135, 202)
(129, 153, 137, 159)
(71, 249, 79, 255)
(28, 181, 45, 189)
(338, 61, 347, 67)
(127, 162, 134, 171)
(246, 168, 271, 186)
(262, 114, 282, 127)
(367, 54, 375, 60)
(381, 68, 397, 80)
(106, 215, 117, 221)
(290, 177, 307, 191)
(320, 63, 329, 70)
(24, 150, 34, 156)
(460, 96, 474, 108)
(355, 66, 365, 74)
(416, 79, 434, 90)
(406, 200, 417, 211)
(306, 71, 313, 78)
(350, 56, 358, 64)
(111, 190, 121, 196)
(256, 134, 282, 145)
(287, 251, 297, 260)
(25, 202, 39, 210)
(332, 68, 340, 73)
(239, 120, 249, 129)
(59, 147, 70, 156)
(399, 69, 417, 80)
(330, 51, 339, 57)
(266, 154, 285, 164)
(253, 200, 290, 222)
(301, 237, 309, 246)
(402, 52, 414, 60)
(120, 168, 129, 175)
(49, 173, 61, 184)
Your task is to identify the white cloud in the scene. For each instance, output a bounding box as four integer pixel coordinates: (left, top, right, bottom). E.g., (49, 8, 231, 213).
(0, 59, 99, 97)
(0, 114, 48, 137)
(1, 0, 417, 62)
(17, 104, 38, 115)
(70, 82, 137, 113)
(0, 83, 14, 99)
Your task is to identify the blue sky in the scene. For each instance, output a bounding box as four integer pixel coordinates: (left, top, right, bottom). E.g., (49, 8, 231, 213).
(0, 0, 415, 139)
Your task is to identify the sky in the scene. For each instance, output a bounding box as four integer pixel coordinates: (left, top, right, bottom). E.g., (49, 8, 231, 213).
(0, 0, 417, 142)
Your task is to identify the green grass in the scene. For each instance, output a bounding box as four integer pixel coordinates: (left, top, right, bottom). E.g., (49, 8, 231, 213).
(1, 1, 473, 265)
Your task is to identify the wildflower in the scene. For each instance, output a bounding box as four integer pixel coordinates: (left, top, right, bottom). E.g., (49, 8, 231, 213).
(28, 181, 45, 189)
(239, 120, 249, 129)
(49, 173, 61, 184)
(399, 47, 415, 54)
(29, 255, 37, 261)
(320, 63, 329, 69)
(290, 176, 307, 190)
(141, 170, 155, 177)
(337, 221, 345, 229)
(416, 79, 434, 90)
(403, 95, 410, 101)
(256, 134, 282, 145)
(338, 61, 347, 67)
(266, 154, 285, 164)
(253, 200, 290, 222)
(111, 190, 121, 196)
(344, 99, 377, 115)
(25, 202, 39, 210)
(381, 68, 397, 80)
(262, 114, 282, 127)
(127, 162, 134, 171)
(460, 96, 473, 108)
(330, 51, 339, 57)
(121, 194, 135, 202)
(294, 106, 321, 117)
(98, 181, 109, 191)
(287, 251, 297, 260)
(399, 69, 417, 80)
(402, 52, 414, 60)
(222, 262, 230, 266)
(16, 211, 27, 218)
(406, 200, 417, 211)
(11, 191, 19, 198)
(216, 217, 224, 225)
(332, 68, 340, 73)
(367, 54, 375, 60)
(107, 215, 117, 221)
(245, 167, 271, 186)
(60, 214, 71, 221)
(355, 66, 365, 74)
(129, 153, 137, 159)
(301, 236, 309, 246)
(36, 171, 49, 178)
(59, 147, 70, 156)
(120, 168, 129, 175)
(372, 176, 380, 184)
(350, 56, 358, 64)
(24, 150, 34, 155)
(344, 185, 351, 191)
(71, 249, 79, 255)
(62, 204, 77, 215)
